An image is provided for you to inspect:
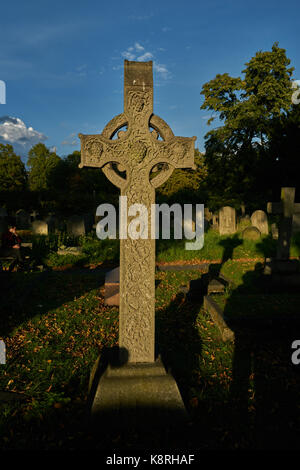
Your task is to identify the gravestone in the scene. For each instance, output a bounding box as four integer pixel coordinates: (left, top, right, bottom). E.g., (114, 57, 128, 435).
(83, 213, 94, 233)
(267, 188, 300, 260)
(218, 206, 236, 235)
(212, 213, 219, 230)
(16, 210, 30, 229)
(251, 210, 268, 235)
(79, 60, 195, 422)
(204, 207, 212, 222)
(293, 213, 300, 233)
(265, 187, 300, 284)
(67, 215, 86, 236)
(30, 210, 40, 222)
(44, 215, 57, 233)
(242, 226, 261, 240)
(32, 220, 48, 235)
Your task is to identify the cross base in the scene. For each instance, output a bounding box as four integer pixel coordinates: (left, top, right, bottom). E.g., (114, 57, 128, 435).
(88, 357, 188, 429)
(264, 258, 300, 286)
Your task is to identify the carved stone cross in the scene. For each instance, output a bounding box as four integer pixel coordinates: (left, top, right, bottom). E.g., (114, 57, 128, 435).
(267, 187, 300, 260)
(79, 60, 196, 363)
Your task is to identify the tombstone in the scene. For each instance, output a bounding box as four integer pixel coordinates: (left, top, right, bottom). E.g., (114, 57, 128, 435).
(293, 213, 300, 233)
(204, 207, 212, 222)
(267, 188, 300, 260)
(16, 210, 30, 229)
(242, 226, 261, 240)
(271, 223, 279, 239)
(32, 220, 48, 235)
(104, 266, 120, 306)
(212, 213, 219, 230)
(250, 210, 268, 235)
(66, 215, 86, 236)
(30, 210, 40, 222)
(83, 213, 94, 233)
(218, 206, 236, 235)
(44, 215, 57, 233)
(80, 60, 195, 422)
(265, 187, 300, 284)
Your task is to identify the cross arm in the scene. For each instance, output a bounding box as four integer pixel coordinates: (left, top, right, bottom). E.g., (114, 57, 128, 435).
(78, 133, 125, 169)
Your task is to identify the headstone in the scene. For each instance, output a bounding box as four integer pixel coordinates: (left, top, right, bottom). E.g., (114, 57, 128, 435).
(265, 187, 300, 284)
(218, 206, 236, 235)
(83, 213, 94, 233)
(250, 210, 268, 235)
(32, 220, 48, 235)
(44, 215, 57, 233)
(16, 210, 30, 229)
(242, 226, 261, 240)
(30, 210, 40, 222)
(67, 215, 86, 236)
(204, 207, 212, 222)
(271, 223, 279, 239)
(293, 213, 300, 233)
(211, 213, 219, 230)
(267, 188, 300, 260)
(80, 60, 195, 421)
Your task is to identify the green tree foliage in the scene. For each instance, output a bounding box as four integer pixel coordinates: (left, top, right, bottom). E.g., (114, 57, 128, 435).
(0, 143, 27, 191)
(200, 43, 297, 209)
(157, 149, 207, 203)
(27, 143, 61, 192)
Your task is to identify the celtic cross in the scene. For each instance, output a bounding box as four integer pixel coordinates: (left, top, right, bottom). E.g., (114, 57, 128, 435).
(79, 60, 196, 363)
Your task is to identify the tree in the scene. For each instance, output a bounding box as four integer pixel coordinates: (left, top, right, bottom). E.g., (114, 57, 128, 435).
(200, 43, 296, 208)
(0, 144, 27, 191)
(157, 149, 207, 203)
(27, 143, 61, 192)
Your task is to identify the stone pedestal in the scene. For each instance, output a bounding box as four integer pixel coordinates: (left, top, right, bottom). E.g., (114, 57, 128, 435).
(264, 258, 300, 286)
(89, 358, 188, 428)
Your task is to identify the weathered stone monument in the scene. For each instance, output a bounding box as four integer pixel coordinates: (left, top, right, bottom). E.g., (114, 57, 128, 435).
(66, 215, 86, 236)
(32, 220, 48, 235)
(79, 60, 196, 422)
(265, 187, 300, 284)
(219, 206, 236, 235)
(251, 210, 268, 235)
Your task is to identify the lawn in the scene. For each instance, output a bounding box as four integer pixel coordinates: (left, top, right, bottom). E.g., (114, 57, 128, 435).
(0, 229, 300, 451)
(1, 256, 300, 450)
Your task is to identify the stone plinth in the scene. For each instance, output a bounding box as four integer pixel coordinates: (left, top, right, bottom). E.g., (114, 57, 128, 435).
(89, 358, 188, 428)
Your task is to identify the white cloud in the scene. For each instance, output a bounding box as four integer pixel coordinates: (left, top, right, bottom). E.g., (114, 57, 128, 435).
(0, 116, 47, 157)
(137, 52, 153, 61)
(119, 43, 170, 80)
(135, 42, 144, 52)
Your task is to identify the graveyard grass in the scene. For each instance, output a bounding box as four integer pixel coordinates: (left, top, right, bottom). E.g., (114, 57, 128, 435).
(1, 228, 300, 449)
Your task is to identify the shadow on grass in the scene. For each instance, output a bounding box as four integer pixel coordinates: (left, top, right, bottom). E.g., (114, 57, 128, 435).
(0, 267, 107, 337)
(223, 266, 300, 450)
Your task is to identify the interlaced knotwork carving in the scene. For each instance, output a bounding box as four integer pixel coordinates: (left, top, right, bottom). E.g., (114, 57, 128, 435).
(79, 60, 196, 362)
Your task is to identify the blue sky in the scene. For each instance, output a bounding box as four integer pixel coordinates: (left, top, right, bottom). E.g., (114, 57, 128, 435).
(0, 0, 299, 163)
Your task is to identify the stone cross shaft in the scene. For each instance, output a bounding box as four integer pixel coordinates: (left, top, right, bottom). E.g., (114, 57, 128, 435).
(267, 187, 300, 260)
(79, 61, 196, 363)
